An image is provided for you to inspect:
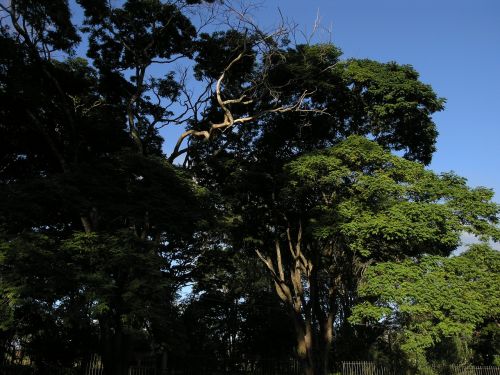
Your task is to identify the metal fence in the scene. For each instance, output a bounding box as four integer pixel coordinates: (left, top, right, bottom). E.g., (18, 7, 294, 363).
(0, 364, 82, 375)
(342, 361, 396, 375)
(2, 359, 497, 375)
(82, 355, 301, 375)
(0, 361, 298, 375)
(164, 359, 301, 375)
(1, 354, 158, 375)
(341, 362, 500, 375)
(438, 365, 500, 375)
(84, 354, 158, 375)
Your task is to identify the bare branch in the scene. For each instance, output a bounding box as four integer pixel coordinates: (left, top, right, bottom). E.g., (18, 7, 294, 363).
(256, 248, 292, 303)
(275, 240, 285, 282)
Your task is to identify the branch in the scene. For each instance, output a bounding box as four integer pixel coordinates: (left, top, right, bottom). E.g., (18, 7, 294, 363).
(168, 129, 209, 163)
(163, 2, 331, 163)
(256, 249, 292, 303)
(275, 240, 285, 282)
(26, 110, 68, 173)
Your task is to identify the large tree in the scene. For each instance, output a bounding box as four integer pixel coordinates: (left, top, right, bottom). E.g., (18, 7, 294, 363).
(0, 0, 318, 372)
(1, 2, 498, 375)
(0, 1, 208, 373)
(351, 243, 500, 372)
(186, 40, 452, 374)
(216, 136, 499, 375)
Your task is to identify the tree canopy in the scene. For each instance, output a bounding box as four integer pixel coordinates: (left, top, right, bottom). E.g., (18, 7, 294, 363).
(243, 136, 499, 374)
(0, 1, 498, 375)
(351, 243, 500, 371)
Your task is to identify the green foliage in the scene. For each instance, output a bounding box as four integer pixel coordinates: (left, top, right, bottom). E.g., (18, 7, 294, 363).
(181, 237, 296, 367)
(0, 229, 190, 368)
(283, 136, 499, 259)
(351, 243, 500, 368)
(0, 2, 207, 371)
(341, 60, 445, 163)
(0, 232, 96, 367)
(82, 0, 196, 70)
(259, 46, 444, 164)
(10, 0, 80, 51)
(1, 1, 498, 373)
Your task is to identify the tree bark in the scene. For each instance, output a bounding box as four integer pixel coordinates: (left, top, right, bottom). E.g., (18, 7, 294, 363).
(291, 311, 311, 368)
(290, 309, 335, 375)
(257, 221, 337, 375)
(100, 319, 130, 375)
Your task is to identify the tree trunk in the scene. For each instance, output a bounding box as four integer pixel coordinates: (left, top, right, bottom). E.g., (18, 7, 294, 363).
(291, 309, 335, 375)
(318, 313, 334, 375)
(100, 320, 130, 375)
(161, 351, 168, 375)
(291, 310, 315, 375)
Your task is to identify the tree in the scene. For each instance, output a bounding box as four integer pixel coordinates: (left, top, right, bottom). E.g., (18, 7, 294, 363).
(79, 0, 318, 164)
(351, 243, 500, 372)
(244, 136, 499, 375)
(178, 244, 296, 373)
(0, 1, 207, 373)
(1, 1, 498, 374)
(0, 0, 318, 372)
(185, 42, 454, 375)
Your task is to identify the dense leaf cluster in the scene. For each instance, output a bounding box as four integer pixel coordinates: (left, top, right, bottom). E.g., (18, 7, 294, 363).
(352, 244, 500, 369)
(0, 1, 498, 375)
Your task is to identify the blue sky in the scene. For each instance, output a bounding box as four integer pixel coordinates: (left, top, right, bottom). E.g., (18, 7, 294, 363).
(68, 0, 499, 252)
(72, 0, 500, 202)
(248, 0, 500, 201)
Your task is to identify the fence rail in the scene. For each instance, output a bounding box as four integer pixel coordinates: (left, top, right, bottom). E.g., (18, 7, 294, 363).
(342, 361, 396, 375)
(2, 359, 498, 375)
(439, 365, 500, 375)
(342, 362, 500, 375)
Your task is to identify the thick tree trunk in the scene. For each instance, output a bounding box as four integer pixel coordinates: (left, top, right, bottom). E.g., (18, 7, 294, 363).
(291, 310, 334, 375)
(314, 353, 327, 375)
(100, 320, 130, 375)
(291, 310, 318, 375)
(294, 319, 314, 375)
(161, 351, 168, 375)
(319, 313, 334, 375)
(256, 225, 335, 375)
(302, 363, 315, 375)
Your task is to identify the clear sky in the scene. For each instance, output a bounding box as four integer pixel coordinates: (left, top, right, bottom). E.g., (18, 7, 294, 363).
(69, 0, 499, 251)
(246, 0, 500, 202)
(71, 0, 499, 201)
